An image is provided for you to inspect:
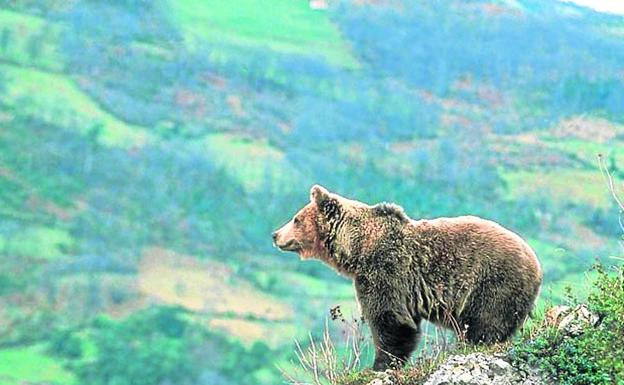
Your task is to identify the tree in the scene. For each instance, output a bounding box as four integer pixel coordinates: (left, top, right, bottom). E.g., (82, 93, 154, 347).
(26, 34, 43, 61)
(77, 307, 198, 385)
(0, 27, 11, 53)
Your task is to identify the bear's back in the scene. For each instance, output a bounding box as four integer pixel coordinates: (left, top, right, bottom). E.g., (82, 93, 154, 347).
(407, 215, 541, 282)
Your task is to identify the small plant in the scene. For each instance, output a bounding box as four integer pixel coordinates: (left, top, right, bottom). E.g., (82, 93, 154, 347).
(48, 329, 83, 359)
(282, 306, 476, 385)
(281, 306, 372, 385)
(511, 263, 624, 385)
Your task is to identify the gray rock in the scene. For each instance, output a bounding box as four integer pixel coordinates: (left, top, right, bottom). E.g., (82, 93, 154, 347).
(423, 353, 547, 385)
(489, 358, 511, 375)
(364, 352, 549, 385)
(366, 370, 396, 385)
(545, 304, 600, 336)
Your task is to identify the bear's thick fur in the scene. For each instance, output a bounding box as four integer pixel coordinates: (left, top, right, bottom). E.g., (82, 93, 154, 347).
(272, 185, 542, 370)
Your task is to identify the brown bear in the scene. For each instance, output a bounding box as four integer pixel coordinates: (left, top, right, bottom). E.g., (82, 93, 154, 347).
(272, 185, 542, 370)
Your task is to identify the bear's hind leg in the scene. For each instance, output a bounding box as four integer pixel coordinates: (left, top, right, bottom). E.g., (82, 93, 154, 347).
(464, 319, 509, 344)
(370, 311, 421, 371)
(462, 297, 530, 344)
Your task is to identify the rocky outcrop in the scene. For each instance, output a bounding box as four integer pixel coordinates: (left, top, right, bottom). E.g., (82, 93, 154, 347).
(363, 304, 603, 385)
(422, 353, 545, 385)
(364, 353, 547, 385)
(544, 304, 600, 336)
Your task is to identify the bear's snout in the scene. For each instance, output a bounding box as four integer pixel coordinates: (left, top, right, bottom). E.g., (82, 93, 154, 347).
(272, 222, 301, 252)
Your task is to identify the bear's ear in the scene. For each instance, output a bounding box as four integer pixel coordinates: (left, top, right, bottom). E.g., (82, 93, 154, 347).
(310, 184, 330, 206)
(310, 184, 340, 219)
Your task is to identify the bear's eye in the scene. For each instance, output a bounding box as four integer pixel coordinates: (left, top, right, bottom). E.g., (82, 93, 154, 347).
(294, 217, 301, 226)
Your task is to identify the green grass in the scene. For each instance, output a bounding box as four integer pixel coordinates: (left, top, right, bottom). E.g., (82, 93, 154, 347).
(254, 269, 354, 300)
(203, 133, 300, 191)
(282, 271, 353, 299)
(0, 8, 63, 71)
(0, 63, 150, 148)
(169, 0, 357, 67)
(0, 106, 88, 217)
(543, 270, 599, 304)
(541, 137, 624, 169)
(502, 169, 611, 208)
(0, 226, 73, 260)
(0, 344, 76, 385)
(527, 238, 578, 277)
(527, 238, 580, 304)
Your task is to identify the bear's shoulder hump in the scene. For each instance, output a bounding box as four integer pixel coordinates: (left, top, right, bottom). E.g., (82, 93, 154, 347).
(371, 202, 410, 223)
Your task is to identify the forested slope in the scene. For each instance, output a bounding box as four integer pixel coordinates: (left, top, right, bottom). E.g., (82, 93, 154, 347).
(0, 1, 623, 384)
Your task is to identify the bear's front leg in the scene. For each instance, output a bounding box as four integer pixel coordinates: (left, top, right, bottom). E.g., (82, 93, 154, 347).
(369, 310, 421, 371)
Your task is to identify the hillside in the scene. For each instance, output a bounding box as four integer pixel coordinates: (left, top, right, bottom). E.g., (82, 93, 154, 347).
(0, 1, 623, 384)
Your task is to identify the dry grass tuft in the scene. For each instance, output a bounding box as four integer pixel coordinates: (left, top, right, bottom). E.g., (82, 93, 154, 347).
(281, 307, 370, 385)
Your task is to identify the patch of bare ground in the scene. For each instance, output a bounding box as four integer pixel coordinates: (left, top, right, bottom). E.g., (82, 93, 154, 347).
(204, 317, 295, 347)
(546, 220, 610, 252)
(138, 247, 293, 321)
(454, 2, 524, 17)
(138, 248, 295, 345)
(550, 116, 623, 143)
(489, 133, 579, 169)
(52, 273, 145, 319)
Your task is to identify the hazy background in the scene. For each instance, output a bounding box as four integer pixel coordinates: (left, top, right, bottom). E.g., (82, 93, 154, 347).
(0, 0, 623, 384)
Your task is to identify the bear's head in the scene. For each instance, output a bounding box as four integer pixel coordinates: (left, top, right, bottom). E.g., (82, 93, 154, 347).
(272, 184, 365, 275)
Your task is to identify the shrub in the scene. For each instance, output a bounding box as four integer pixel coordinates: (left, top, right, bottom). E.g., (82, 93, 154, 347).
(511, 263, 624, 385)
(76, 306, 198, 385)
(48, 329, 83, 359)
(282, 311, 460, 385)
